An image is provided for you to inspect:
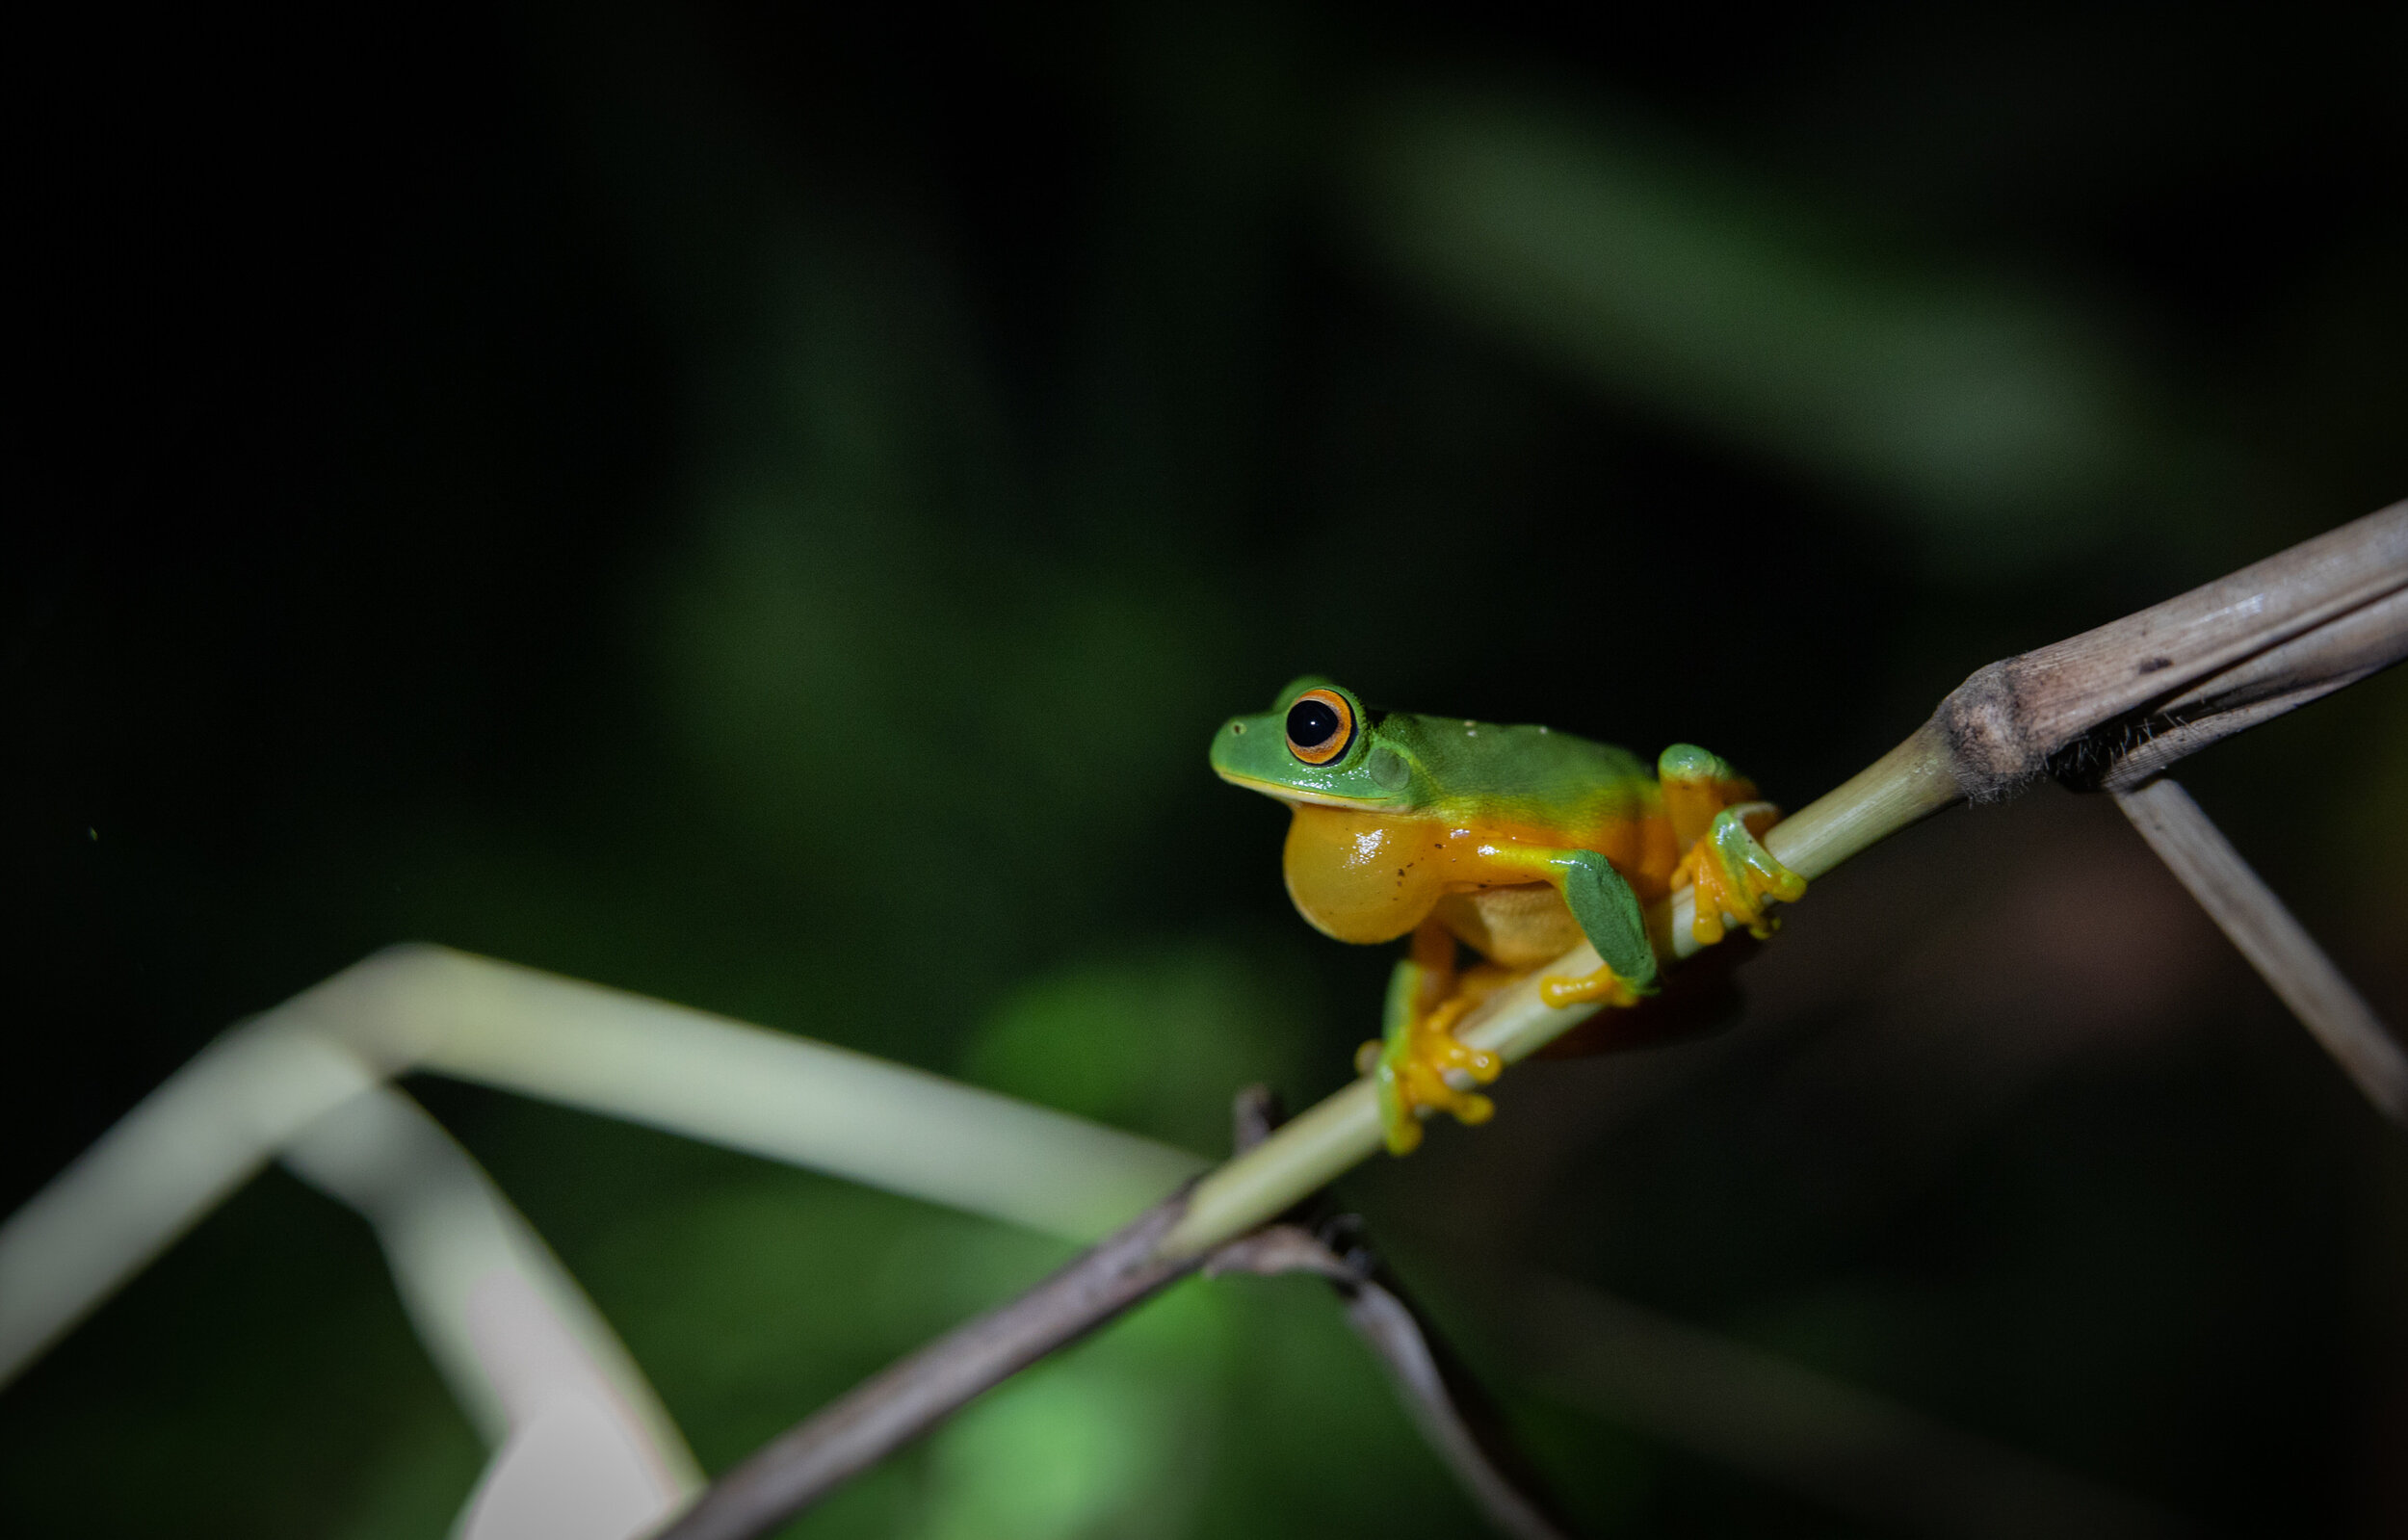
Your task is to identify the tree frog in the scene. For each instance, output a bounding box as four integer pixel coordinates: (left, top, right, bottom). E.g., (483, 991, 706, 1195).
(1211, 677, 1805, 1154)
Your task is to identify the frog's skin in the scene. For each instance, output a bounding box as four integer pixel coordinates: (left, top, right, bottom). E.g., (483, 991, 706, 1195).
(1211, 677, 1804, 1154)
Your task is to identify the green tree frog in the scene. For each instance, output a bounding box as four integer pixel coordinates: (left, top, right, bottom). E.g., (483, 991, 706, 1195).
(1211, 677, 1805, 1154)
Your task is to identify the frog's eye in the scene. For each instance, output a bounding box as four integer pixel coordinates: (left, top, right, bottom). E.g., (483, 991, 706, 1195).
(1285, 688, 1355, 766)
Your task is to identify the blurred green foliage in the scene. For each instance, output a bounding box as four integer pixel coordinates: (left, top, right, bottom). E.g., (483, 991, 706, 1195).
(6, 1, 2404, 1536)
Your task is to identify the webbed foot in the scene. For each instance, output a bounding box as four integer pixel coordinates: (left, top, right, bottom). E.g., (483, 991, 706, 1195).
(1676, 803, 1807, 944)
(1358, 993, 1503, 1156)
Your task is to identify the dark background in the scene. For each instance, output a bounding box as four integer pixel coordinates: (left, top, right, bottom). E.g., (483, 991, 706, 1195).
(7, 2, 2405, 1535)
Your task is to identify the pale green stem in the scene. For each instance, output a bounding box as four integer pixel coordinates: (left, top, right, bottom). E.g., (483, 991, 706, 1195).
(305, 947, 1206, 1236)
(283, 1083, 703, 1501)
(0, 1024, 701, 1515)
(0, 948, 1205, 1391)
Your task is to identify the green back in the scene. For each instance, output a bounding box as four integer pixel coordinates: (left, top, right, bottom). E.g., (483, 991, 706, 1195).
(1375, 712, 1654, 830)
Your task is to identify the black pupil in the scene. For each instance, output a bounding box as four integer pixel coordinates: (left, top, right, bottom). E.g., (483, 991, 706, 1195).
(1287, 698, 1342, 749)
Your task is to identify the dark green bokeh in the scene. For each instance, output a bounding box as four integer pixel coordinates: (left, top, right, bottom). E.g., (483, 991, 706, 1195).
(7, 2, 2404, 1535)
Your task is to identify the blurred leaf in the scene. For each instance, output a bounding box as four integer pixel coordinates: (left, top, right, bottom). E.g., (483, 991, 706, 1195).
(963, 945, 1312, 1153)
(328, 1413, 484, 1540)
(1347, 90, 2193, 565)
(916, 1344, 1199, 1540)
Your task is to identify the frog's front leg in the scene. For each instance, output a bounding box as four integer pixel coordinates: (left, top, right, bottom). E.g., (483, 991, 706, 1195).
(1536, 848, 1661, 1007)
(1359, 921, 1503, 1155)
(1660, 744, 1807, 945)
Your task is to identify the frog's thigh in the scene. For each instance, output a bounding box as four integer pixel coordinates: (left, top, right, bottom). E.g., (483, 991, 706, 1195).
(1433, 885, 1584, 969)
(1658, 743, 1759, 851)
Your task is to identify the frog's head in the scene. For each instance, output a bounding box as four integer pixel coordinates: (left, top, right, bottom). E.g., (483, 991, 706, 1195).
(1210, 675, 1423, 809)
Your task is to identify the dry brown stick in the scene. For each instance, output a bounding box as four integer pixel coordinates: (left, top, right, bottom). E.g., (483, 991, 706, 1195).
(1938, 500, 2407, 801)
(1634, 504, 2408, 957)
(656, 502, 2407, 1540)
(1211, 1088, 1579, 1540)
(2114, 778, 2407, 1123)
(2008, 504, 2408, 1120)
(1208, 1224, 1577, 1540)
(653, 1188, 1203, 1540)
(2069, 585, 2408, 792)
(656, 1089, 1581, 1540)
(1909, 503, 2408, 1119)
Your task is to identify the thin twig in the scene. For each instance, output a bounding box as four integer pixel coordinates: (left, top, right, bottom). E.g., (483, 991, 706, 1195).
(1213, 1088, 1579, 1540)
(2113, 779, 2407, 1124)
(658, 1093, 1279, 1540)
(659, 1087, 1582, 1540)
(654, 1190, 1204, 1540)
(1209, 1226, 1577, 1540)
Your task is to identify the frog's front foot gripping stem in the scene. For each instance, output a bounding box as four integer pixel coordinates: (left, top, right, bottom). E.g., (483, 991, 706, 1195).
(1362, 996, 1503, 1156)
(1677, 803, 1807, 945)
(1361, 947, 1505, 1156)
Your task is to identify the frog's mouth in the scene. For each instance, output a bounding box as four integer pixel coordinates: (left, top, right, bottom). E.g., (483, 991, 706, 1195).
(1212, 766, 1383, 810)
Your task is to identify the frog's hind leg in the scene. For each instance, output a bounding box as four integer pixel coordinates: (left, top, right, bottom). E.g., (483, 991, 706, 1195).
(1659, 744, 1807, 945)
(1360, 921, 1504, 1155)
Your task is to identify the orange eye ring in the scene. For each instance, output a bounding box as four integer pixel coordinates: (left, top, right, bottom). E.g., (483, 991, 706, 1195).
(1285, 688, 1355, 766)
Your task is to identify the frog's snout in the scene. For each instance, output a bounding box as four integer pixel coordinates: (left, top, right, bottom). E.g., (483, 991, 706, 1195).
(1209, 714, 1265, 784)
